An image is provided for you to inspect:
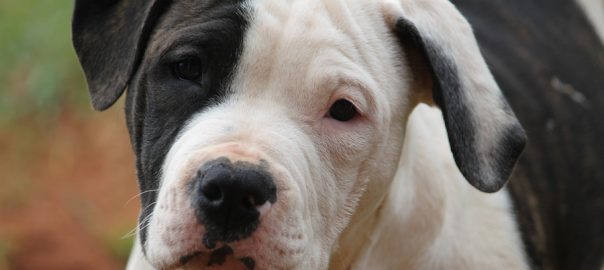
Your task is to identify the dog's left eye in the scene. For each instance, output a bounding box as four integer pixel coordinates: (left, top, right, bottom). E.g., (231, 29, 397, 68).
(173, 57, 202, 81)
(329, 99, 358, 122)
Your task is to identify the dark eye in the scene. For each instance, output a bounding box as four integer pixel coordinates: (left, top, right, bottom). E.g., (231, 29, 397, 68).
(173, 57, 202, 81)
(329, 99, 358, 122)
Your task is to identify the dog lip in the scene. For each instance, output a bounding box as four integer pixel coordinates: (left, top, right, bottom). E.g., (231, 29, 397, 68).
(179, 251, 203, 266)
(175, 246, 256, 270)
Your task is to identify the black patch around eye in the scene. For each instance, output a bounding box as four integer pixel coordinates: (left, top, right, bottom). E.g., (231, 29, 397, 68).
(329, 99, 358, 122)
(174, 57, 203, 81)
(130, 0, 251, 247)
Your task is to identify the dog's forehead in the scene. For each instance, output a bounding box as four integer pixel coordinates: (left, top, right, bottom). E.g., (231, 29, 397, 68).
(146, 0, 246, 54)
(144, 0, 400, 104)
(137, 0, 406, 135)
(210, 0, 410, 126)
(233, 0, 387, 95)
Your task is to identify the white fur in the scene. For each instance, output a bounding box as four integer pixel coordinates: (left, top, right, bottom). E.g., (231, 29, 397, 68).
(577, 0, 604, 43)
(127, 234, 155, 270)
(330, 105, 528, 269)
(128, 0, 528, 269)
(574, 3, 604, 270)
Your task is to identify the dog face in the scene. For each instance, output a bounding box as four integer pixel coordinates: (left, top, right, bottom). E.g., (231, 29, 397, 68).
(73, 0, 526, 269)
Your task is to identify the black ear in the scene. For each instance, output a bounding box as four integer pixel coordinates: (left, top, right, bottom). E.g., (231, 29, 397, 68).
(391, 9, 526, 193)
(72, 0, 171, 110)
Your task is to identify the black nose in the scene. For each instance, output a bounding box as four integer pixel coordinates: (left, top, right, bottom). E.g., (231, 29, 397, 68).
(192, 158, 277, 243)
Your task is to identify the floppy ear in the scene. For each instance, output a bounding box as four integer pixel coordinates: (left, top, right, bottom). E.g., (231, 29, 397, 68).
(72, 0, 171, 110)
(384, 0, 527, 193)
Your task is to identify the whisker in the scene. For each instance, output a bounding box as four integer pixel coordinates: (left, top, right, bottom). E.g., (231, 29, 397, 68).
(122, 215, 154, 239)
(139, 201, 158, 216)
(122, 203, 157, 239)
(123, 189, 160, 207)
(128, 216, 154, 238)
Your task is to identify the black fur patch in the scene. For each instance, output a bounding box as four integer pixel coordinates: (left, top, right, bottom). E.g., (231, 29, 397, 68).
(119, 0, 250, 248)
(454, 0, 604, 268)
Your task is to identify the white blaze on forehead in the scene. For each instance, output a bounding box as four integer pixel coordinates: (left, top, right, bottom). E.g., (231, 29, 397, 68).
(232, 0, 409, 125)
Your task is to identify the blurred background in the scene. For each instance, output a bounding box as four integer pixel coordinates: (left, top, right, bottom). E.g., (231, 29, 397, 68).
(0, 1, 139, 269)
(1, 1, 602, 270)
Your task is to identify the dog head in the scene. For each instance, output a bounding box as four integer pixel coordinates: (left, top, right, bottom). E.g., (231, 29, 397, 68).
(73, 0, 526, 268)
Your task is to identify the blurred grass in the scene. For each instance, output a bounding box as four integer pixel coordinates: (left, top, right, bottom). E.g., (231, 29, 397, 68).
(0, 0, 89, 124)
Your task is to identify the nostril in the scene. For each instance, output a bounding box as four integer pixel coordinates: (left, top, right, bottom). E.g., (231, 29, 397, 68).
(202, 182, 222, 202)
(241, 194, 269, 208)
(241, 195, 255, 208)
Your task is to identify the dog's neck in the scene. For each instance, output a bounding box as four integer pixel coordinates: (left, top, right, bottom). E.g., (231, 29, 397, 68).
(329, 105, 528, 269)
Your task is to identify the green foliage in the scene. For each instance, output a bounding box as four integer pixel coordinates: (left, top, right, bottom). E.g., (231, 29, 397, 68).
(0, 0, 89, 124)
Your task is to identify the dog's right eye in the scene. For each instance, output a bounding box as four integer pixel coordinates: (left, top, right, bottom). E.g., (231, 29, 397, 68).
(173, 57, 202, 81)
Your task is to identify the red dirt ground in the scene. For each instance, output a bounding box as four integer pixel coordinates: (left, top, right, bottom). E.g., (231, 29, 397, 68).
(0, 105, 140, 270)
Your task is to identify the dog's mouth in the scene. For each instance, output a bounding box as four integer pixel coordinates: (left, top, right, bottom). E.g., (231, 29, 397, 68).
(178, 245, 256, 270)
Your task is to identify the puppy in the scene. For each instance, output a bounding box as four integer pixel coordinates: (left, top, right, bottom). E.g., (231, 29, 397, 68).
(72, 0, 529, 269)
